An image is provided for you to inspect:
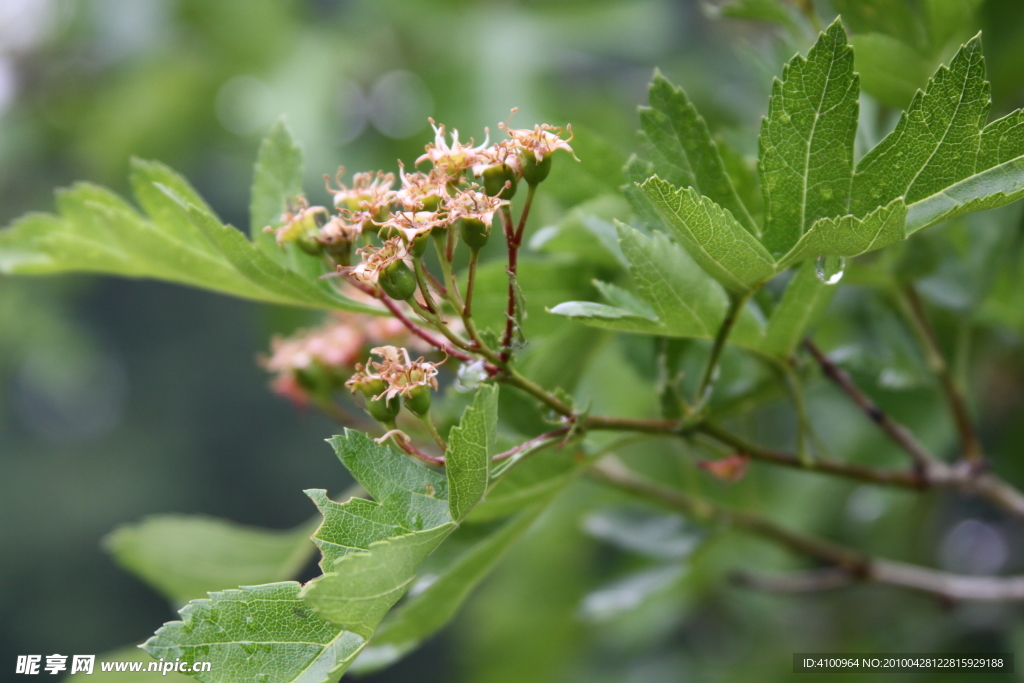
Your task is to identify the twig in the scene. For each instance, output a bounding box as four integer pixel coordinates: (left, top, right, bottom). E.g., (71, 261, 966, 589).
(492, 428, 570, 461)
(803, 339, 939, 473)
(730, 567, 855, 594)
(500, 186, 536, 363)
(695, 291, 753, 405)
(591, 457, 1024, 601)
(898, 284, 984, 465)
(694, 421, 926, 488)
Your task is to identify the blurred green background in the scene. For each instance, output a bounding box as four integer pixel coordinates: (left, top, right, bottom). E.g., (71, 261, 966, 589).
(3, 1, 1024, 681)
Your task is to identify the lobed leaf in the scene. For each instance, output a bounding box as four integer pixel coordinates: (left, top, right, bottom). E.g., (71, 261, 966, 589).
(250, 120, 305, 260)
(849, 35, 1024, 235)
(640, 72, 758, 234)
(304, 490, 407, 573)
(299, 524, 456, 637)
(327, 430, 451, 531)
(0, 128, 375, 314)
(351, 505, 545, 672)
(777, 198, 908, 269)
(105, 515, 317, 605)
(639, 177, 776, 293)
(759, 19, 859, 256)
(143, 582, 366, 683)
(446, 385, 498, 521)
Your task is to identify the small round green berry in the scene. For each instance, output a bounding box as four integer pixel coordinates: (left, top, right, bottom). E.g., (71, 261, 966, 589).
(379, 260, 417, 300)
(460, 217, 490, 250)
(404, 384, 432, 417)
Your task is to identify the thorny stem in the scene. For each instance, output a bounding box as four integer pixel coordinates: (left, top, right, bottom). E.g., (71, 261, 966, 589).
(897, 284, 984, 465)
(590, 457, 1024, 601)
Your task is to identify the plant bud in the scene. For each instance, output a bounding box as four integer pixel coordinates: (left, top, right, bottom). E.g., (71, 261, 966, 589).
(404, 384, 432, 416)
(379, 259, 417, 300)
(520, 153, 552, 186)
(460, 217, 490, 250)
(483, 164, 517, 199)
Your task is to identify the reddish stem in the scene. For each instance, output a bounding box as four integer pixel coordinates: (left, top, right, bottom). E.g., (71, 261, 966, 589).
(345, 276, 475, 363)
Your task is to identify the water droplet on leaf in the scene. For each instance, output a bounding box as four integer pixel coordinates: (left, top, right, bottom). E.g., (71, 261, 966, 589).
(814, 254, 846, 285)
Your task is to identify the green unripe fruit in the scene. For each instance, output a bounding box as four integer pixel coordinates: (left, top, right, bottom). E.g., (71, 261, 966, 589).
(420, 195, 443, 212)
(411, 231, 431, 257)
(353, 377, 387, 398)
(323, 239, 352, 267)
(520, 153, 552, 185)
(483, 164, 517, 199)
(379, 260, 417, 300)
(296, 235, 323, 256)
(404, 385, 432, 417)
(460, 217, 490, 250)
(366, 394, 401, 423)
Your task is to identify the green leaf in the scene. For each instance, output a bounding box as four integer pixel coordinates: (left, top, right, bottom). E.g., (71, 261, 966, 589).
(640, 72, 758, 234)
(617, 223, 727, 338)
(760, 260, 836, 357)
(143, 582, 366, 683)
(468, 445, 584, 522)
(549, 224, 766, 349)
(547, 300, 668, 336)
(327, 430, 452, 531)
(592, 280, 658, 320)
(351, 505, 544, 672)
(0, 184, 260, 301)
(129, 158, 222, 255)
(105, 515, 317, 605)
(446, 385, 498, 521)
(904, 112, 1024, 234)
(181, 204, 376, 313)
(852, 36, 988, 214)
(299, 524, 456, 635)
(250, 120, 304, 260)
(304, 490, 407, 572)
(759, 19, 859, 255)
(638, 177, 776, 293)
(0, 166, 377, 314)
(776, 198, 908, 269)
(850, 35, 1024, 233)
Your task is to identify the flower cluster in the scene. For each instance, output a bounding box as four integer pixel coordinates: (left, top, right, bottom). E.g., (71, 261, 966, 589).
(261, 311, 424, 406)
(262, 112, 574, 428)
(346, 345, 441, 420)
(346, 346, 440, 401)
